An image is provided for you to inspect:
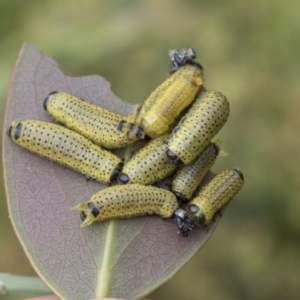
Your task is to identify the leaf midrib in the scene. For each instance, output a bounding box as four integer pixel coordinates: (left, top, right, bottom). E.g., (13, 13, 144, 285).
(95, 220, 116, 298)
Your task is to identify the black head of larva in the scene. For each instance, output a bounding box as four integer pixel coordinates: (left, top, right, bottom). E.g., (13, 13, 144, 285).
(174, 191, 189, 203)
(43, 91, 58, 111)
(118, 173, 130, 184)
(87, 202, 100, 218)
(11, 122, 23, 140)
(166, 149, 183, 165)
(173, 209, 195, 237)
(117, 120, 126, 132)
(234, 168, 245, 181)
(110, 162, 124, 182)
(187, 204, 206, 225)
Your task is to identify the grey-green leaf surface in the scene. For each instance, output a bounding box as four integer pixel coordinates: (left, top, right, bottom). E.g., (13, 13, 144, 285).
(2, 44, 220, 300)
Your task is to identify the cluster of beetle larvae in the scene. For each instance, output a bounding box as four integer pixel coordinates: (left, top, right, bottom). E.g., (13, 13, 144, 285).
(7, 47, 244, 237)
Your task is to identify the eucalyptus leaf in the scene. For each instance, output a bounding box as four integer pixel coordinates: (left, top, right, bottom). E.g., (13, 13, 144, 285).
(3, 44, 220, 300)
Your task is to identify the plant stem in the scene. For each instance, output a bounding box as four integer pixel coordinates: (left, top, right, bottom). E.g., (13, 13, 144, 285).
(0, 273, 52, 296)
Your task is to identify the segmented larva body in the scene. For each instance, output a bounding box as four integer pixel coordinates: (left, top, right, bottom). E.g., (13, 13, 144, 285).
(139, 64, 204, 138)
(72, 184, 178, 227)
(7, 120, 123, 183)
(187, 169, 244, 225)
(172, 141, 225, 202)
(118, 135, 177, 185)
(44, 92, 145, 149)
(135, 66, 191, 126)
(167, 90, 230, 165)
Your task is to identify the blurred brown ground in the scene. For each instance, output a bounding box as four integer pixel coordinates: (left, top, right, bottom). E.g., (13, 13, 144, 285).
(1, 1, 299, 299)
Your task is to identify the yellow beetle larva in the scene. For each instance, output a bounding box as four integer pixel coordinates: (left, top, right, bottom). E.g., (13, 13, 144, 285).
(172, 140, 227, 202)
(167, 90, 230, 165)
(44, 91, 145, 149)
(139, 64, 204, 138)
(118, 135, 177, 185)
(72, 184, 178, 227)
(7, 120, 123, 183)
(186, 168, 245, 225)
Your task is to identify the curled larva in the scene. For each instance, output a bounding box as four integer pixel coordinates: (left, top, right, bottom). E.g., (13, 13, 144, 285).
(167, 90, 230, 165)
(44, 91, 145, 149)
(186, 168, 245, 225)
(139, 64, 204, 138)
(172, 140, 227, 202)
(118, 135, 177, 185)
(7, 120, 123, 183)
(72, 184, 178, 228)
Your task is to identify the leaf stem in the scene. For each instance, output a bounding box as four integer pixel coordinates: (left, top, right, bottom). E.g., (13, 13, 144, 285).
(0, 273, 52, 296)
(95, 221, 116, 298)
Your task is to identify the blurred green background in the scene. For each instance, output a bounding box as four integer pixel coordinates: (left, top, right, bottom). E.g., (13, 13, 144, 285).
(1, 0, 299, 299)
